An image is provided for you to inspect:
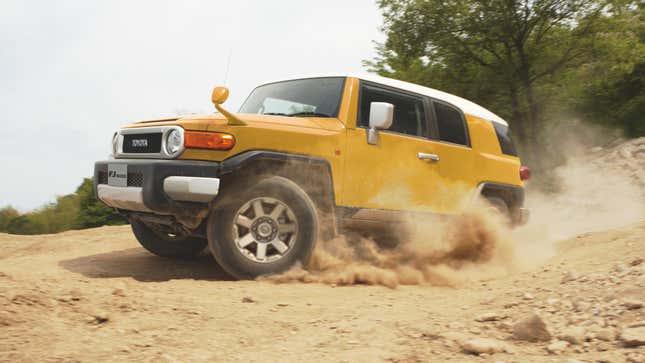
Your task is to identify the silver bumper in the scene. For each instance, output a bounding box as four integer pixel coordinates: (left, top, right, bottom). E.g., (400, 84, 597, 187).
(97, 176, 220, 211)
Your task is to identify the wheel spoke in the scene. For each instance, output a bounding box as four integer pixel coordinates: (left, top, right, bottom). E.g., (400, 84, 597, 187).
(252, 200, 265, 218)
(271, 239, 289, 254)
(278, 223, 296, 234)
(237, 233, 255, 248)
(269, 203, 285, 220)
(236, 215, 253, 228)
(256, 243, 267, 260)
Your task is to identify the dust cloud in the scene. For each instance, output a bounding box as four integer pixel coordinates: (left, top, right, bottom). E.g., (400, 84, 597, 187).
(267, 127, 644, 289)
(267, 199, 519, 289)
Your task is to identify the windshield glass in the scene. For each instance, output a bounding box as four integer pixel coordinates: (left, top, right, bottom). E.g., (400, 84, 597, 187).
(239, 77, 345, 117)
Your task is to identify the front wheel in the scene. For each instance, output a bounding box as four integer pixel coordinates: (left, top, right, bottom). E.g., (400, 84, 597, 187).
(207, 176, 318, 279)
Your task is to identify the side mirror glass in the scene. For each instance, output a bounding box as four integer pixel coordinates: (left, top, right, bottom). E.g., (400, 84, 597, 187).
(367, 102, 394, 145)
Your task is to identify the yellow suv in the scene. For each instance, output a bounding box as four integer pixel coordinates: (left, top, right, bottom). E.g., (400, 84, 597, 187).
(94, 74, 530, 278)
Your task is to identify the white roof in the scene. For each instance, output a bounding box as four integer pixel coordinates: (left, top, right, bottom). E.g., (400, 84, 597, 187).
(261, 73, 508, 126)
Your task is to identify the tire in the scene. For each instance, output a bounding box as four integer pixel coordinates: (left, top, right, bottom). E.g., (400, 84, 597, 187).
(131, 220, 207, 258)
(207, 176, 318, 279)
(486, 196, 511, 224)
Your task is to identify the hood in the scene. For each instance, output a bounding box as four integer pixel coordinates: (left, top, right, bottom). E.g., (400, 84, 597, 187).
(122, 112, 343, 132)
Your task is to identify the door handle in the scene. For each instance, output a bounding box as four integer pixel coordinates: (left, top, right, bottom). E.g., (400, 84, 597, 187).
(418, 152, 440, 162)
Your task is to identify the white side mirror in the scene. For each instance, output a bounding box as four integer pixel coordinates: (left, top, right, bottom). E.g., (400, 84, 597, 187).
(369, 102, 394, 129)
(367, 102, 394, 145)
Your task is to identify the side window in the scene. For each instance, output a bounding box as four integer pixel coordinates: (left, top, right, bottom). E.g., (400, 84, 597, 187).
(492, 122, 518, 156)
(434, 102, 469, 146)
(358, 85, 426, 137)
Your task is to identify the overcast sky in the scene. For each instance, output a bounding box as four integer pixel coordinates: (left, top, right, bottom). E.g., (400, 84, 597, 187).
(0, 0, 383, 211)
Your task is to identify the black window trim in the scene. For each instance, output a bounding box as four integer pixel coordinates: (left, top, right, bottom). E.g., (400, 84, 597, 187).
(356, 80, 431, 141)
(429, 98, 472, 148)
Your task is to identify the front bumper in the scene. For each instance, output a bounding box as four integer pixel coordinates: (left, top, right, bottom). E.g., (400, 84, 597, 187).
(94, 159, 220, 215)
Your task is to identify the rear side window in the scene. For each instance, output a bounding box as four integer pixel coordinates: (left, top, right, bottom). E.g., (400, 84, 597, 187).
(358, 85, 427, 137)
(434, 102, 468, 146)
(492, 122, 518, 156)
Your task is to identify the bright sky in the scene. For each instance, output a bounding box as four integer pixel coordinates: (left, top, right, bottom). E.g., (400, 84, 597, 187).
(0, 0, 383, 211)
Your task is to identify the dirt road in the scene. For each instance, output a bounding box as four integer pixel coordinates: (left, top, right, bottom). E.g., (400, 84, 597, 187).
(1, 220, 643, 362)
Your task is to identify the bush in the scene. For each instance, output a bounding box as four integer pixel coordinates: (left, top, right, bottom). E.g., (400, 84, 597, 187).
(1, 178, 126, 235)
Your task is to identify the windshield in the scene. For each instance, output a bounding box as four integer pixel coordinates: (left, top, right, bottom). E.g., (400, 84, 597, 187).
(239, 77, 345, 117)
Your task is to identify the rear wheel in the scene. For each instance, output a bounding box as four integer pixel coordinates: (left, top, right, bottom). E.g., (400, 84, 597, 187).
(131, 220, 207, 258)
(207, 176, 318, 279)
(485, 196, 511, 224)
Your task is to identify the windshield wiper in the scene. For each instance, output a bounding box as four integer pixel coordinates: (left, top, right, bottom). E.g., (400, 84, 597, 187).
(262, 112, 333, 118)
(287, 112, 333, 117)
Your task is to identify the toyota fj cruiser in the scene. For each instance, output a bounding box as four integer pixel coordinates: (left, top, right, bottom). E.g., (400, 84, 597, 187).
(94, 74, 530, 279)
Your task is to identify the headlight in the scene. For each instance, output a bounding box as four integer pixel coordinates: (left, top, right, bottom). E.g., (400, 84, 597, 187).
(165, 129, 183, 156)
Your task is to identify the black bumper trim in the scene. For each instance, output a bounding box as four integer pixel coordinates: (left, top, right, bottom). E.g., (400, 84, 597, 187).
(94, 159, 220, 213)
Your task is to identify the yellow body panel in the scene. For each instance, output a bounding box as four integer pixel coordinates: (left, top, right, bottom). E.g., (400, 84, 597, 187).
(118, 77, 522, 212)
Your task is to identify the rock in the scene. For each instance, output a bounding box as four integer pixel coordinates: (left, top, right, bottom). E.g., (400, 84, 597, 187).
(441, 331, 469, 344)
(562, 271, 578, 283)
(112, 288, 125, 297)
(630, 258, 643, 266)
(595, 328, 614, 342)
(523, 293, 534, 300)
(546, 340, 569, 354)
(622, 298, 643, 310)
(512, 313, 552, 342)
(89, 312, 109, 324)
(241, 296, 256, 303)
(460, 337, 509, 355)
(614, 263, 630, 274)
(447, 322, 465, 329)
(475, 312, 506, 322)
(628, 320, 645, 328)
(619, 326, 645, 347)
(573, 299, 591, 312)
(559, 326, 586, 345)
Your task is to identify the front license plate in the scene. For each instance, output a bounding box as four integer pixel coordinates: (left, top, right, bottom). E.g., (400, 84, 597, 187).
(108, 164, 127, 187)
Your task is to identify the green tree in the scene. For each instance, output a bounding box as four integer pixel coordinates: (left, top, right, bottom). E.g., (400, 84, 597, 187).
(366, 0, 633, 166)
(75, 178, 126, 228)
(0, 206, 20, 232)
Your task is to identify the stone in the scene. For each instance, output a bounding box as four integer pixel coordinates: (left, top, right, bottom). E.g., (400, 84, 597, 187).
(512, 313, 552, 342)
(460, 338, 508, 355)
(112, 288, 125, 297)
(475, 312, 506, 322)
(619, 326, 645, 347)
(630, 258, 643, 266)
(559, 326, 586, 345)
(622, 298, 643, 310)
(562, 271, 578, 283)
(546, 340, 569, 354)
(595, 328, 614, 342)
(523, 293, 534, 300)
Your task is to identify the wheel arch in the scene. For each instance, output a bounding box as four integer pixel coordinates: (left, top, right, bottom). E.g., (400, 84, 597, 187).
(216, 151, 337, 238)
(477, 181, 525, 223)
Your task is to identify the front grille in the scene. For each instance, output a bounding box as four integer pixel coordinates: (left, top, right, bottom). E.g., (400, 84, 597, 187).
(122, 133, 162, 153)
(96, 171, 143, 187)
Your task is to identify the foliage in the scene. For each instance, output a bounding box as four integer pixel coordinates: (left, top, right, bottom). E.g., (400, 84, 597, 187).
(75, 178, 126, 228)
(0, 178, 126, 235)
(366, 0, 645, 167)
